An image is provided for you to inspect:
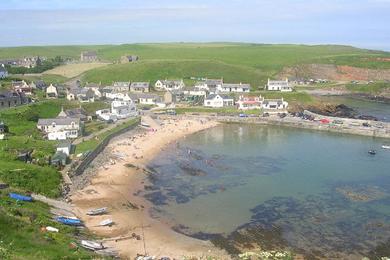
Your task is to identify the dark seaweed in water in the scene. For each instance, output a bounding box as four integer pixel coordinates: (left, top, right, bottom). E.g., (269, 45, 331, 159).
(143, 191, 168, 206)
(179, 163, 207, 176)
(367, 238, 390, 259)
(171, 193, 390, 259)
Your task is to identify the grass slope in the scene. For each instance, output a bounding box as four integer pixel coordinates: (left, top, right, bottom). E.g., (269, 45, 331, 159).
(44, 62, 110, 78)
(78, 43, 390, 86)
(82, 60, 267, 89)
(0, 45, 106, 60)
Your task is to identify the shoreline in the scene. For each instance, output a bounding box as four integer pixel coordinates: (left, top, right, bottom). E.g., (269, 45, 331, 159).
(70, 116, 227, 259)
(69, 111, 389, 259)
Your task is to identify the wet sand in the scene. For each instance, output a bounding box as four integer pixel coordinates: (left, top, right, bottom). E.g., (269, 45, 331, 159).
(71, 116, 228, 259)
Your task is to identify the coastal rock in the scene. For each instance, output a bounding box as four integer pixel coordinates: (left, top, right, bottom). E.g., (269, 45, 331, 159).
(336, 185, 387, 202)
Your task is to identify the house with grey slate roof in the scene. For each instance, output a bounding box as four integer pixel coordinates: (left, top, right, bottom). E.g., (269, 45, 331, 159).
(130, 82, 150, 93)
(37, 118, 82, 140)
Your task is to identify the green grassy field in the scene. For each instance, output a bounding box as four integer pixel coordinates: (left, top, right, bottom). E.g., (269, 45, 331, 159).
(0, 189, 97, 259)
(2, 44, 390, 87)
(0, 45, 106, 60)
(345, 82, 390, 94)
(0, 99, 124, 259)
(82, 60, 267, 89)
(78, 43, 390, 88)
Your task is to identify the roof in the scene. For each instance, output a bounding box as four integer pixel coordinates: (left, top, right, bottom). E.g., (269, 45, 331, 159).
(85, 83, 101, 88)
(113, 82, 130, 88)
(205, 94, 233, 100)
(34, 80, 46, 88)
(130, 82, 150, 88)
(0, 91, 22, 99)
(37, 118, 80, 126)
(57, 141, 72, 149)
(158, 79, 183, 85)
(205, 79, 223, 85)
(81, 51, 97, 57)
(268, 80, 289, 86)
(263, 98, 284, 105)
(221, 83, 250, 89)
(64, 108, 87, 118)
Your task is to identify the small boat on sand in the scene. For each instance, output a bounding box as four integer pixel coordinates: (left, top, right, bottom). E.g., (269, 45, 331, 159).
(140, 122, 151, 128)
(368, 150, 377, 155)
(99, 219, 114, 226)
(87, 207, 107, 216)
(382, 145, 390, 149)
(9, 193, 33, 202)
(56, 216, 82, 226)
(46, 226, 59, 232)
(81, 240, 105, 250)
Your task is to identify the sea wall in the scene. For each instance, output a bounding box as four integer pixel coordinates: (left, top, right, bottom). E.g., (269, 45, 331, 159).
(72, 118, 140, 177)
(165, 113, 390, 139)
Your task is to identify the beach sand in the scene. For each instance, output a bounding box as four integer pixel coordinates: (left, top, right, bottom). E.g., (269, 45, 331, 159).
(71, 116, 228, 259)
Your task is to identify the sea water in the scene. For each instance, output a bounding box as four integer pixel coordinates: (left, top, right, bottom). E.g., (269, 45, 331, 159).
(141, 124, 390, 258)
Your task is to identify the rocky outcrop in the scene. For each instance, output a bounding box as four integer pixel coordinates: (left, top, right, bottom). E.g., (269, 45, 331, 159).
(280, 64, 390, 81)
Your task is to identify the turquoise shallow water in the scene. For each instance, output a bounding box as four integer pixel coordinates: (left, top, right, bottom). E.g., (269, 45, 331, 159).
(141, 124, 390, 258)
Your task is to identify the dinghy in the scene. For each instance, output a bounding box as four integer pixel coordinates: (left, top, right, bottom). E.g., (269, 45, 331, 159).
(368, 150, 376, 155)
(9, 193, 33, 202)
(46, 226, 59, 232)
(140, 122, 150, 128)
(56, 216, 82, 226)
(81, 240, 105, 250)
(99, 219, 113, 226)
(87, 207, 107, 216)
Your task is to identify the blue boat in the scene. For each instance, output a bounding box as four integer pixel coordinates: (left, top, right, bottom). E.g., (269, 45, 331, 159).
(56, 216, 82, 226)
(9, 193, 33, 202)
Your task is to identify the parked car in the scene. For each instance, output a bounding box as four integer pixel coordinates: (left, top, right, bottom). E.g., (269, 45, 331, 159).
(262, 112, 270, 117)
(239, 113, 248, 118)
(362, 122, 370, 127)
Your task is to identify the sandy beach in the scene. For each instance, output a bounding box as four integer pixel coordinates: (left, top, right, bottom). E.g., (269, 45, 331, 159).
(71, 116, 228, 259)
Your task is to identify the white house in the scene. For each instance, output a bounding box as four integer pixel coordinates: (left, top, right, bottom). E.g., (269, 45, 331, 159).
(183, 87, 207, 96)
(111, 99, 138, 119)
(46, 84, 58, 98)
(130, 82, 150, 93)
(56, 142, 72, 156)
(0, 65, 8, 79)
(137, 94, 161, 105)
(262, 98, 289, 111)
(12, 80, 33, 95)
(105, 92, 132, 101)
(67, 88, 96, 103)
(195, 78, 223, 93)
(236, 95, 264, 110)
(217, 83, 250, 93)
(155, 79, 185, 91)
(112, 82, 130, 92)
(204, 94, 234, 108)
(266, 79, 293, 92)
(37, 118, 81, 140)
(96, 109, 117, 122)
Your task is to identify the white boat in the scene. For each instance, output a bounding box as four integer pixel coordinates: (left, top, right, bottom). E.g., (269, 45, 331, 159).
(382, 145, 390, 149)
(86, 207, 108, 216)
(81, 240, 105, 250)
(45, 226, 59, 232)
(140, 122, 151, 128)
(99, 219, 114, 226)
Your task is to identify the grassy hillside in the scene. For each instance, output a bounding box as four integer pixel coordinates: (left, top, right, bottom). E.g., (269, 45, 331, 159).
(0, 45, 106, 59)
(82, 60, 267, 89)
(2, 43, 390, 88)
(78, 43, 390, 86)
